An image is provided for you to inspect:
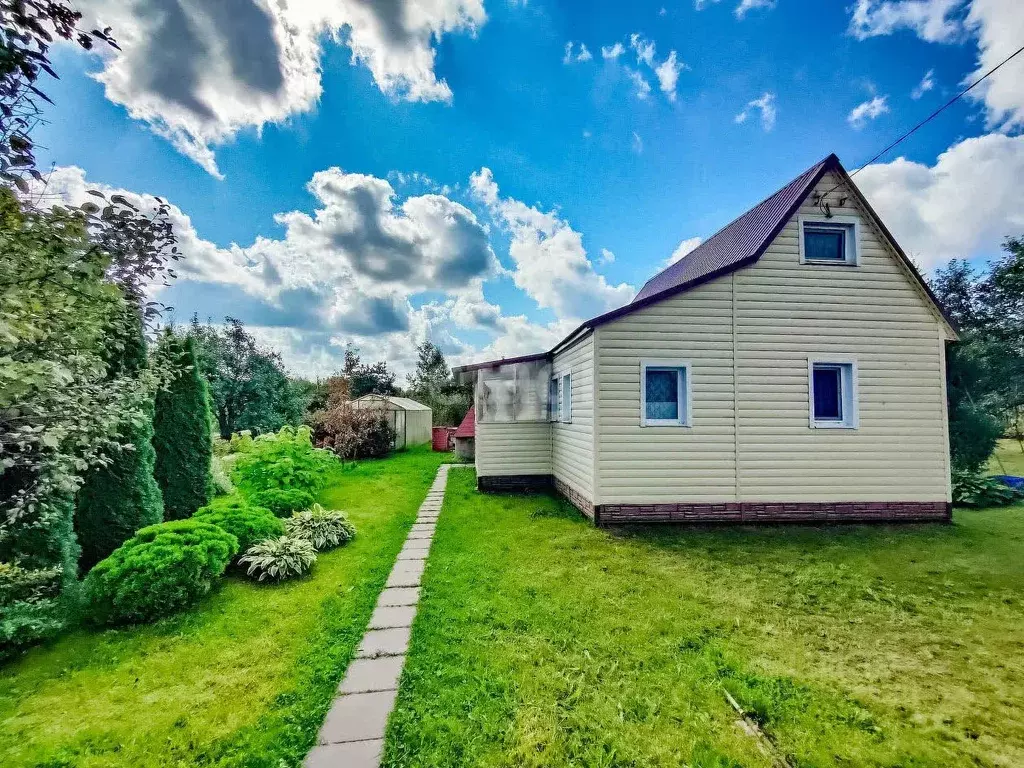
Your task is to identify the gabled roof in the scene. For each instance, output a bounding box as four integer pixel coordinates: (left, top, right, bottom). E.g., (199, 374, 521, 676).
(453, 153, 955, 374)
(633, 155, 833, 302)
(352, 394, 431, 411)
(453, 406, 475, 438)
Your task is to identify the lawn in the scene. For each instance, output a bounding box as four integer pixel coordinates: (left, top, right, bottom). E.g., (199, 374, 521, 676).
(988, 438, 1024, 477)
(0, 447, 445, 768)
(387, 469, 1024, 768)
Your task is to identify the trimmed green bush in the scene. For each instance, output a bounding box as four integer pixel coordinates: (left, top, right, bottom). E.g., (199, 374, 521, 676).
(231, 425, 336, 495)
(193, 499, 284, 556)
(239, 535, 317, 582)
(84, 520, 238, 626)
(248, 488, 315, 517)
(285, 504, 356, 551)
(153, 334, 214, 520)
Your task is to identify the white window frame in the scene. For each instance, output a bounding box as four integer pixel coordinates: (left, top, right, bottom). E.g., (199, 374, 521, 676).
(808, 357, 859, 429)
(640, 359, 691, 427)
(559, 372, 572, 424)
(798, 215, 860, 266)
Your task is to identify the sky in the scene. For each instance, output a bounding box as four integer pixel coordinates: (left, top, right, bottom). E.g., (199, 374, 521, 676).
(33, 0, 1024, 378)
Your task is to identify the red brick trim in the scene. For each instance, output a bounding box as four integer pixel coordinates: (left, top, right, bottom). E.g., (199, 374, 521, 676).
(553, 477, 595, 520)
(595, 501, 952, 526)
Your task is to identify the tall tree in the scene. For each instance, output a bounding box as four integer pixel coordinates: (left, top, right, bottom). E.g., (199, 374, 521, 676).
(74, 308, 163, 570)
(342, 344, 398, 398)
(405, 340, 472, 426)
(152, 332, 213, 520)
(189, 317, 306, 438)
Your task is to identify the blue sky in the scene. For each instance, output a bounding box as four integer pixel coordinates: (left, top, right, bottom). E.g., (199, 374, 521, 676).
(35, 0, 1024, 376)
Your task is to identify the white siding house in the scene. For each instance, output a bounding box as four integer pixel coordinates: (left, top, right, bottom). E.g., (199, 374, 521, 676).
(455, 154, 956, 525)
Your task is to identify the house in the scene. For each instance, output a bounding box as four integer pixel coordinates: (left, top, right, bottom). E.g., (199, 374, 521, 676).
(350, 394, 433, 449)
(453, 154, 957, 525)
(453, 407, 476, 460)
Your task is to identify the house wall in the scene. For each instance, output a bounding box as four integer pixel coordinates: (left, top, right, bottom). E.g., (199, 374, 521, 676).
(551, 332, 595, 505)
(594, 170, 951, 512)
(475, 421, 551, 478)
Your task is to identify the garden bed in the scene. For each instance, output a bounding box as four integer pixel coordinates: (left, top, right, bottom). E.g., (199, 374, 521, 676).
(386, 469, 1024, 767)
(0, 448, 446, 768)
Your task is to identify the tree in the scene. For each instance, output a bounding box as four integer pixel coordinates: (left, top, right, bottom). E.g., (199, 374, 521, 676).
(74, 309, 163, 570)
(152, 331, 213, 520)
(342, 344, 398, 398)
(405, 340, 472, 426)
(188, 317, 306, 438)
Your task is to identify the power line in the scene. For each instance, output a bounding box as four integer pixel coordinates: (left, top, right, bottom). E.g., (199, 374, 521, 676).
(848, 41, 1024, 179)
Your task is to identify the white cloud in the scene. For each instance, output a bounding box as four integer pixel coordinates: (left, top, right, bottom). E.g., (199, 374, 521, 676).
(629, 33, 657, 67)
(848, 95, 890, 128)
(964, 0, 1024, 131)
(735, 0, 776, 19)
(469, 167, 635, 320)
(632, 131, 644, 153)
(627, 68, 653, 100)
(666, 237, 703, 266)
(75, 0, 487, 177)
(848, 0, 963, 42)
(856, 132, 1024, 268)
(599, 248, 615, 264)
(734, 92, 777, 130)
(654, 50, 684, 101)
(563, 41, 593, 64)
(601, 42, 625, 60)
(911, 68, 936, 98)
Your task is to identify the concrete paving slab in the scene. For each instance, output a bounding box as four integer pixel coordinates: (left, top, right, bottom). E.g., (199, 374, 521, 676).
(305, 740, 384, 768)
(369, 604, 417, 629)
(318, 690, 397, 744)
(396, 550, 427, 561)
(339, 655, 405, 694)
(356, 626, 411, 657)
(377, 586, 420, 606)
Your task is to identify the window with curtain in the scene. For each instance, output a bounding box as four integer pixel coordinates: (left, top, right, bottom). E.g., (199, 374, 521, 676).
(810, 361, 857, 428)
(800, 219, 857, 264)
(640, 362, 689, 426)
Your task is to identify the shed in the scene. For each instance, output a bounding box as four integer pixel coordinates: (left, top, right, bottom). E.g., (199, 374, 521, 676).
(350, 394, 433, 449)
(453, 406, 475, 460)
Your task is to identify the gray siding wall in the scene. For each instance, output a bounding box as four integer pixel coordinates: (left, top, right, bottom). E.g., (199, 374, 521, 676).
(475, 422, 551, 477)
(595, 170, 951, 505)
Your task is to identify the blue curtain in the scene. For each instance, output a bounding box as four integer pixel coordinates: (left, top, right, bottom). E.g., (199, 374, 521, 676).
(813, 366, 842, 420)
(645, 369, 679, 420)
(805, 230, 844, 261)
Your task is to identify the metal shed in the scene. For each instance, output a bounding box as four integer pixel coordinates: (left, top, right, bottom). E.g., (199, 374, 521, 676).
(350, 394, 433, 449)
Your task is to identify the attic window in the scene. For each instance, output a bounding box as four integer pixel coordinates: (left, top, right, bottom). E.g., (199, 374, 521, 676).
(799, 216, 858, 265)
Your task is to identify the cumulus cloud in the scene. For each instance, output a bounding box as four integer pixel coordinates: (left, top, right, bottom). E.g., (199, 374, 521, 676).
(666, 237, 703, 266)
(847, 1, 1024, 130)
(848, 0, 963, 42)
(735, 0, 776, 18)
(629, 33, 657, 67)
(626, 68, 652, 100)
(563, 41, 593, 63)
(911, 68, 936, 99)
(848, 95, 890, 128)
(601, 42, 625, 60)
(654, 51, 683, 101)
(76, 0, 487, 176)
(856, 132, 1024, 268)
(469, 167, 635, 320)
(734, 92, 777, 130)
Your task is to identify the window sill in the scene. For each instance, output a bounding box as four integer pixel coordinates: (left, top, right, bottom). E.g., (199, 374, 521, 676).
(811, 421, 857, 430)
(641, 421, 691, 428)
(801, 259, 858, 266)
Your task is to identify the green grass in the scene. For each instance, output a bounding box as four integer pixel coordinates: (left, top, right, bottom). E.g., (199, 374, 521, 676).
(387, 469, 1024, 768)
(0, 447, 446, 768)
(988, 439, 1024, 477)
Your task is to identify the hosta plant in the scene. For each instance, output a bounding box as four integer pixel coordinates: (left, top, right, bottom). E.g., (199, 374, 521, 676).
(952, 469, 1024, 508)
(284, 504, 357, 551)
(239, 535, 317, 582)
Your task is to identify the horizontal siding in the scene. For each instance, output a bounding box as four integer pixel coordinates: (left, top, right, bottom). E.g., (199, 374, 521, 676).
(475, 422, 551, 477)
(595, 170, 950, 506)
(552, 333, 594, 500)
(597, 277, 737, 503)
(734, 171, 947, 502)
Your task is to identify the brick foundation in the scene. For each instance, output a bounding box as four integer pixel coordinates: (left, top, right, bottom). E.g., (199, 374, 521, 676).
(594, 500, 952, 526)
(477, 474, 552, 494)
(552, 477, 595, 520)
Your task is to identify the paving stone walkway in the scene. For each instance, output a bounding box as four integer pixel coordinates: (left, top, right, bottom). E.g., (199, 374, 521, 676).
(304, 463, 451, 768)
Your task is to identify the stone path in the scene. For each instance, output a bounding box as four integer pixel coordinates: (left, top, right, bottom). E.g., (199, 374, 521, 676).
(304, 463, 451, 768)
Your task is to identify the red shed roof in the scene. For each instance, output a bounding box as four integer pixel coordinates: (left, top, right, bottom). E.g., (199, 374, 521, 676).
(453, 406, 475, 438)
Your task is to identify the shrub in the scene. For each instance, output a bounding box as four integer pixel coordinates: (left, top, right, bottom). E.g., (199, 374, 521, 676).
(75, 395, 164, 570)
(84, 520, 238, 625)
(231, 425, 337, 495)
(229, 430, 255, 454)
(210, 455, 235, 496)
(152, 334, 214, 520)
(239, 535, 317, 582)
(193, 499, 284, 555)
(285, 504, 356, 551)
(952, 469, 1024, 508)
(310, 404, 395, 459)
(249, 488, 315, 517)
